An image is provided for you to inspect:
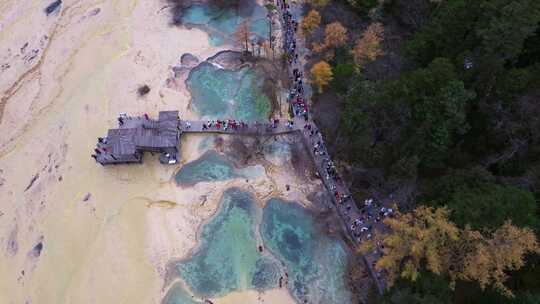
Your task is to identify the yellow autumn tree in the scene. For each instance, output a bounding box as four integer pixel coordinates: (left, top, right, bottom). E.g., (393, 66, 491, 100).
(352, 22, 384, 68)
(366, 206, 540, 296)
(312, 42, 325, 54)
(234, 21, 251, 53)
(301, 10, 321, 35)
(310, 61, 333, 93)
(309, 0, 330, 7)
(460, 222, 540, 296)
(372, 207, 459, 285)
(324, 21, 348, 49)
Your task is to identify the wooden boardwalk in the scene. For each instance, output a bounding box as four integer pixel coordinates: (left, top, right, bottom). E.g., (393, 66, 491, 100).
(276, 0, 387, 294)
(180, 120, 300, 136)
(93, 111, 180, 165)
(93, 114, 304, 166)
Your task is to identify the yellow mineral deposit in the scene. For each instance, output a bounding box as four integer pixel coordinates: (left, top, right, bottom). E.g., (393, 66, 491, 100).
(0, 1, 308, 303)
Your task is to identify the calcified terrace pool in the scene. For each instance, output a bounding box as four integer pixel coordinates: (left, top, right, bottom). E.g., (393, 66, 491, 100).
(181, 2, 269, 46)
(186, 62, 271, 121)
(164, 188, 353, 303)
(175, 151, 264, 186)
(181, 1, 272, 122)
(163, 1, 354, 303)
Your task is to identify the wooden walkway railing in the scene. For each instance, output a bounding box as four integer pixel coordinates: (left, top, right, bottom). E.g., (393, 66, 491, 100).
(179, 120, 300, 136)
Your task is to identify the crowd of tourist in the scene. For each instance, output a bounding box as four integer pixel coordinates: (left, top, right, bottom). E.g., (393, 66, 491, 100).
(279, 3, 309, 121)
(275, 0, 388, 291)
(194, 118, 297, 134)
(201, 119, 249, 131)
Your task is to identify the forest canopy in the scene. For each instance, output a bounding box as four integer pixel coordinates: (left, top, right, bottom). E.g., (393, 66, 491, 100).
(303, 0, 540, 302)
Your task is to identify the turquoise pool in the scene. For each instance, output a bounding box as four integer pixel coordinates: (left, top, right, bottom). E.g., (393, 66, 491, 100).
(175, 151, 264, 186)
(181, 3, 269, 46)
(262, 198, 354, 303)
(164, 189, 353, 303)
(162, 282, 202, 304)
(186, 62, 271, 121)
(172, 189, 281, 298)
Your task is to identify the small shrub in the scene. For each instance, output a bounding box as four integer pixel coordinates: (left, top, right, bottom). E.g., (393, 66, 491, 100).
(138, 85, 151, 96)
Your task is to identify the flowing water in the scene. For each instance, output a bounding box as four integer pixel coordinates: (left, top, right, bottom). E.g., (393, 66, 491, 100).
(186, 62, 271, 121)
(181, 3, 269, 46)
(163, 282, 202, 304)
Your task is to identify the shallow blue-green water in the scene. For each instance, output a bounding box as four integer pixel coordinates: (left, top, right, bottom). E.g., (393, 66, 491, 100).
(162, 282, 201, 304)
(182, 3, 269, 46)
(263, 139, 293, 165)
(164, 189, 353, 303)
(175, 151, 264, 186)
(175, 151, 239, 185)
(187, 63, 271, 121)
(262, 198, 354, 303)
(173, 188, 280, 298)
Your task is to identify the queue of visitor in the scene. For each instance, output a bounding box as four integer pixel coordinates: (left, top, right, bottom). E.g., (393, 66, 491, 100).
(276, 0, 388, 291)
(202, 119, 249, 131)
(199, 119, 296, 133)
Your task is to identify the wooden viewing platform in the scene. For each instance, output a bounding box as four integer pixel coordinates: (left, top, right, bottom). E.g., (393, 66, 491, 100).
(92, 112, 302, 166)
(93, 111, 181, 165)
